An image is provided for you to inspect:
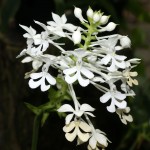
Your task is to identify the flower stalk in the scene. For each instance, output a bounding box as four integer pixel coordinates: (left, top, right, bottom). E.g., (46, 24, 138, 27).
(31, 114, 42, 150)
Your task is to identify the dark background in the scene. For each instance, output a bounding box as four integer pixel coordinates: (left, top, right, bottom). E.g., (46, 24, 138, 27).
(0, 0, 150, 150)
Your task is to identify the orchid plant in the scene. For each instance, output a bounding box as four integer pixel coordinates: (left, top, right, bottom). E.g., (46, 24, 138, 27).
(17, 6, 140, 150)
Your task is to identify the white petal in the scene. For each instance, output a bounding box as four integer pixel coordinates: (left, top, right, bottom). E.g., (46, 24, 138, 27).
(34, 20, 48, 31)
(80, 67, 94, 79)
(29, 26, 36, 35)
(63, 23, 77, 32)
(30, 72, 43, 79)
(92, 77, 105, 83)
(23, 33, 31, 38)
(95, 133, 108, 147)
(107, 60, 117, 72)
(42, 41, 49, 52)
(45, 73, 56, 85)
(121, 118, 127, 125)
(63, 67, 77, 75)
(21, 57, 33, 63)
(61, 14, 67, 24)
(34, 38, 41, 45)
(113, 59, 126, 69)
(47, 20, 57, 26)
(20, 24, 36, 35)
(74, 110, 84, 117)
(32, 60, 42, 70)
(41, 80, 50, 91)
(89, 136, 97, 149)
(80, 104, 95, 112)
(79, 121, 92, 132)
(100, 54, 112, 65)
(124, 107, 130, 113)
(87, 145, 92, 150)
(85, 112, 95, 117)
(114, 92, 126, 100)
(115, 46, 123, 51)
(65, 74, 78, 84)
(100, 92, 111, 103)
(65, 128, 77, 142)
(28, 78, 42, 89)
(63, 122, 75, 132)
(114, 100, 127, 109)
(54, 29, 66, 37)
(115, 55, 127, 61)
(125, 115, 133, 122)
(52, 13, 62, 24)
(95, 129, 106, 135)
(66, 114, 74, 125)
(77, 72, 89, 87)
(107, 100, 116, 113)
(77, 128, 90, 142)
(57, 104, 74, 112)
(130, 72, 138, 77)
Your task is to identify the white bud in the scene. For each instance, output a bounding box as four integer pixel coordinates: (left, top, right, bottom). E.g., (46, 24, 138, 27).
(100, 15, 110, 25)
(99, 22, 117, 32)
(87, 55, 97, 63)
(74, 7, 84, 23)
(72, 28, 81, 44)
(93, 12, 101, 23)
(120, 36, 131, 48)
(87, 7, 94, 18)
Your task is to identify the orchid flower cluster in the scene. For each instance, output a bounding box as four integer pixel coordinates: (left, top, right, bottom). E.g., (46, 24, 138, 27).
(17, 6, 140, 150)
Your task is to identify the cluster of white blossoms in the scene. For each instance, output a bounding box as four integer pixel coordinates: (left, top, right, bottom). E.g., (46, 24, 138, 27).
(17, 6, 140, 150)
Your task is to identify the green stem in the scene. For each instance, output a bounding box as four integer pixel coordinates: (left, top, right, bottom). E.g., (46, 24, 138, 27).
(31, 114, 41, 150)
(83, 28, 93, 50)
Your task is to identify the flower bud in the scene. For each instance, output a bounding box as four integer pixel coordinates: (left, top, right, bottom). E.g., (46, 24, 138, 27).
(72, 28, 81, 44)
(86, 7, 94, 18)
(120, 36, 131, 48)
(93, 12, 101, 23)
(100, 15, 110, 25)
(87, 55, 97, 63)
(99, 22, 117, 32)
(74, 7, 84, 23)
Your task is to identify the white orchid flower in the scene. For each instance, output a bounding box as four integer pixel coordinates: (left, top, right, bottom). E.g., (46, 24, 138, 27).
(121, 83, 135, 96)
(100, 91, 127, 113)
(123, 70, 138, 87)
(29, 71, 56, 91)
(63, 49, 94, 87)
(47, 13, 77, 37)
(58, 103, 95, 124)
(19, 24, 41, 44)
(94, 34, 127, 71)
(63, 120, 92, 142)
(88, 129, 109, 150)
(116, 107, 133, 125)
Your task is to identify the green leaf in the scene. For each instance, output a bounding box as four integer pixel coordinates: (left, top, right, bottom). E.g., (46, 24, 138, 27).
(48, 77, 71, 105)
(41, 112, 50, 126)
(24, 102, 41, 115)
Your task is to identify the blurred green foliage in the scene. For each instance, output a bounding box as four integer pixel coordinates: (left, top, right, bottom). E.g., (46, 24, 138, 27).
(0, 0, 21, 33)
